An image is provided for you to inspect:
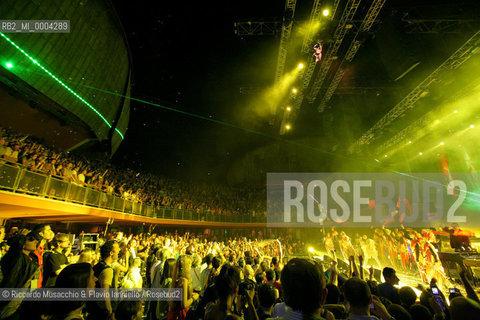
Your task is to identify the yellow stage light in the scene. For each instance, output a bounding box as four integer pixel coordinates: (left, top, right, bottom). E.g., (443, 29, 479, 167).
(440, 142, 444, 146)
(419, 152, 423, 155)
(298, 63, 304, 69)
(408, 141, 412, 144)
(470, 125, 475, 128)
(308, 247, 314, 253)
(285, 124, 291, 130)
(384, 155, 387, 158)
(292, 88, 298, 93)
(286, 106, 292, 111)
(323, 9, 329, 16)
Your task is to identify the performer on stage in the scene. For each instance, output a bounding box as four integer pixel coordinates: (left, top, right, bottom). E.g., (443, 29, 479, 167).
(360, 235, 381, 268)
(339, 231, 355, 261)
(313, 42, 323, 62)
(325, 232, 335, 258)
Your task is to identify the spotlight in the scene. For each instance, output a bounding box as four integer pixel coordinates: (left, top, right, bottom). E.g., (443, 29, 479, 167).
(292, 88, 298, 93)
(454, 110, 458, 113)
(308, 247, 314, 253)
(408, 141, 412, 144)
(298, 63, 304, 69)
(285, 124, 291, 130)
(384, 155, 387, 158)
(419, 152, 423, 155)
(5, 62, 13, 69)
(323, 9, 329, 16)
(286, 106, 292, 111)
(440, 142, 444, 146)
(470, 125, 475, 128)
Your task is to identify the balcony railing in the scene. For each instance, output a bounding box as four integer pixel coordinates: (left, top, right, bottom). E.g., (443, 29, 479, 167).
(0, 161, 266, 224)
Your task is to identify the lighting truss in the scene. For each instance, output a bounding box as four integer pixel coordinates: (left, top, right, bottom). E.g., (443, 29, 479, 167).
(350, 30, 480, 154)
(317, 0, 386, 112)
(279, 0, 323, 135)
(306, 0, 362, 103)
(274, 0, 297, 85)
(233, 21, 282, 36)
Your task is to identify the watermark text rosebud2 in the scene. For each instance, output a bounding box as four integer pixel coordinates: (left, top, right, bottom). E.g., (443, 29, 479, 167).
(267, 173, 478, 228)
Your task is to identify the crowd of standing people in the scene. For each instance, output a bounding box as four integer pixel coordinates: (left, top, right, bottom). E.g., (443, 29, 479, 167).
(0, 127, 265, 217)
(0, 223, 479, 320)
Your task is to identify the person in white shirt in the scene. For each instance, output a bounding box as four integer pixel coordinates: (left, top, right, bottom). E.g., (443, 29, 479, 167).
(3, 144, 19, 162)
(151, 248, 171, 288)
(121, 258, 143, 289)
(190, 254, 203, 292)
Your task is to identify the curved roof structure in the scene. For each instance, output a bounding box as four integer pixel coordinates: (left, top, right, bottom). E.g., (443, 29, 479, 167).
(0, 0, 131, 153)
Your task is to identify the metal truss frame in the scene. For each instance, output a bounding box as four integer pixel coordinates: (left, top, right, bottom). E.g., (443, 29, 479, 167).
(317, 0, 386, 112)
(350, 30, 480, 153)
(306, 0, 362, 103)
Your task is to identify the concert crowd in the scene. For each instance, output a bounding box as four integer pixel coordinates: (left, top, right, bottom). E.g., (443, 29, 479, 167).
(0, 224, 479, 320)
(0, 127, 265, 217)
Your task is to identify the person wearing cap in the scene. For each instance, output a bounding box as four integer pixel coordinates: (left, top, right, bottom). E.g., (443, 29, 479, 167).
(0, 231, 41, 319)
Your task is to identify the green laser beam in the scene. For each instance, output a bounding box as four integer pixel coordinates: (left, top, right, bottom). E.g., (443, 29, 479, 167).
(9, 51, 480, 200)
(0, 32, 124, 140)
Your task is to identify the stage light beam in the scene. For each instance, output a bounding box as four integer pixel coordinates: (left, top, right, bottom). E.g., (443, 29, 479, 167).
(323, 9, 329, 16)
(298, 63, 304, 69)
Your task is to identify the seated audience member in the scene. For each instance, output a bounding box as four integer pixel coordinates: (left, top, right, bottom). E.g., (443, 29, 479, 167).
(257, 284, 276, 320)
(398, 286, 417, 309)
(343, 277, 393, 320)
(449, 296, 480, 320)
(377, 267, 401, 304)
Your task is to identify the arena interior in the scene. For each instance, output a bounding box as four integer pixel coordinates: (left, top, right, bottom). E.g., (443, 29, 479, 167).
(1, 1, 480, 320)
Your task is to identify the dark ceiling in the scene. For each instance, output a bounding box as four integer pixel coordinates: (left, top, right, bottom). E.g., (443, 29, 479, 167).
(111, 0, 480, 183)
